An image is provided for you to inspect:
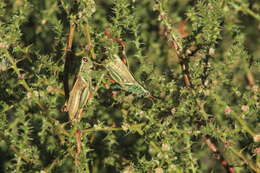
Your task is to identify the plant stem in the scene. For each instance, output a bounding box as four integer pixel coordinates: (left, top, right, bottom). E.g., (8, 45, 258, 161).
(4, 50, 31, 91)
(81, 123, 145, 134)
(219, 136, 259, 172)
(63, 21, 76, 99)
(230, 1, 260, 21)
(83, 24, 96, 59)
(204, 137, 235, 173)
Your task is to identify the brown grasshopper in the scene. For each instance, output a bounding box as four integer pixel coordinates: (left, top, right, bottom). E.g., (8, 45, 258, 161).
(65, 57, 94, 121)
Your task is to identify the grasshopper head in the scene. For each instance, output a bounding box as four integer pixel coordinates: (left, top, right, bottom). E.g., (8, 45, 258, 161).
(80, 57, 93, 73)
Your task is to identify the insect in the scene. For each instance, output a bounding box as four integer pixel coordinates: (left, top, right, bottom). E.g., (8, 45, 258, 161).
(65, 57, 93, 121)
(105, 54, 150, 97)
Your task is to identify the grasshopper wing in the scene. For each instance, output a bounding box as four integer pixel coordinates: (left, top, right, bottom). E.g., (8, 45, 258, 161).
(106, 55, 150, 96)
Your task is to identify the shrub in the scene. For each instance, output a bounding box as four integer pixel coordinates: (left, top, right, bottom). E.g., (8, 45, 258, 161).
(0, 0, 259, 172)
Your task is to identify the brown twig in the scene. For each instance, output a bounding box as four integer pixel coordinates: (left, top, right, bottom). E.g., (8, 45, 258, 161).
(75, 129, 82, 167)
(63, 22, 76, 99)
(163, 19, 192, 87)
(219, 136, 260, 172)
(104, 29, 127, 62)
(155, 3, 192, 87)
(245, 71, 255, 87)
(204, 137, 235, 173)
(179, 57, 192, 87)
(46, 86, 64, 95)
(65, 23, 75, 53)
(104, 29, 126, 48)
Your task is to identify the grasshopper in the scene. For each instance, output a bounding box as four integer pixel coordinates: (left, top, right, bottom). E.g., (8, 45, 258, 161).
(105, 54, 150, 97)
(65, 57, 94, 121)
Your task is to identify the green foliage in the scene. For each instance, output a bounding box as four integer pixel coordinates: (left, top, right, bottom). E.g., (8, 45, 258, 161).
(0, 0, 259, 172)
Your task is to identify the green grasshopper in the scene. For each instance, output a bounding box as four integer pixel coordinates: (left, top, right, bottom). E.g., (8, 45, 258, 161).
(65, 57, 94, 121)
(105, 54, 150, 97)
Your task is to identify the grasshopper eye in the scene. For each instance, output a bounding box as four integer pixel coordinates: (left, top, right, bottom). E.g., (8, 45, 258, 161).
(82, 57, 88, 62)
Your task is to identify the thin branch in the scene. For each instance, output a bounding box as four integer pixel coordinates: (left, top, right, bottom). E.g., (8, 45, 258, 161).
(63, 21, 76, 99)
(75, 129, 82, 167)
(83, 25, 96, 59)
(204, 137, 235, 173)
(65, 22, 76, 53)
(229, 1, 260, 21)
(219, 136, 260, 172)
(4, 49, 31, 91)
(104, 28, 127, 60)
(46, 86, 65, 95)
(245, 71, 255, 87)
(81, 123, 145, 134)
(0, 132, 36, 164)
(154, 1, 192, 87)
